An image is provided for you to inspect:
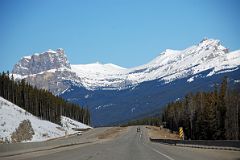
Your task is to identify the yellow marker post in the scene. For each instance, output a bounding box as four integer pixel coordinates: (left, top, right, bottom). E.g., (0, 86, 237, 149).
(179, 127, 184, 140)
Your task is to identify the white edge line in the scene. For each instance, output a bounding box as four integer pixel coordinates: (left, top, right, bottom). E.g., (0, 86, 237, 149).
(143, 143, 175, 160)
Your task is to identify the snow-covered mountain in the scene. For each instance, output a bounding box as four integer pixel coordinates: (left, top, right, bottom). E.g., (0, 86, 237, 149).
(0, 97, 91, 143)
(11, 38, 240, 126)
(127, 39, 238, 83)
(70, 39, 239, 90)
(13, 38, 240, 93)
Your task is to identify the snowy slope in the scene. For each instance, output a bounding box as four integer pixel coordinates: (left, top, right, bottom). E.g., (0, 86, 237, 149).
(70, 39, 240, 89)
(71, 62, 127, 89)
(127, 39, 239, 84)
(0, 97, 91, 143)
(61, 116, 92, 134)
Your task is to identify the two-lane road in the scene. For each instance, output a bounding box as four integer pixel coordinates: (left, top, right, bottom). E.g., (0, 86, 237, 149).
(2, 126, 240, 160)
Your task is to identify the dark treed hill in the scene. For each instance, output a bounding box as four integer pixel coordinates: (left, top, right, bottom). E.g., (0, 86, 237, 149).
(0, 71, 90, 125)
(123, 77, 240, 140)
(121, 117, 161, 127)
(162, 77, 240, 140)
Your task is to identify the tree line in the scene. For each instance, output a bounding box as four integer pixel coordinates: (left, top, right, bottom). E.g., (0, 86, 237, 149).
(121, 117, 161, 127)
(162, 77, 240, 140)
(0, 71, 90, 125)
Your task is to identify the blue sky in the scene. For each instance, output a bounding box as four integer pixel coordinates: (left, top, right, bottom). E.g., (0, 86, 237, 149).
(0, 0, 239, 71)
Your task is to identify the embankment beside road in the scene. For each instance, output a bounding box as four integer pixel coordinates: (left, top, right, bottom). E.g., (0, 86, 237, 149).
(146, 126, 179, 140)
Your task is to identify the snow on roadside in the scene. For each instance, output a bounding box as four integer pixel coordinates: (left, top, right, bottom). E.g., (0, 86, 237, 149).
(61, 116, 92, 135)
(0, 97, 91, 143)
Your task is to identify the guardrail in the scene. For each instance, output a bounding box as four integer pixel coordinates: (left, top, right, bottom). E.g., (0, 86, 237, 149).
(149, 138, 240, 149)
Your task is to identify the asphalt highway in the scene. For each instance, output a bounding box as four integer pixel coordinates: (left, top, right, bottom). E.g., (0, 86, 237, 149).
(1, 126, 239, 160)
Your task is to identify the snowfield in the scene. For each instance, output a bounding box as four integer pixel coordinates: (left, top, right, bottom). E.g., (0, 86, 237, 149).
(0, 97, 91, 143)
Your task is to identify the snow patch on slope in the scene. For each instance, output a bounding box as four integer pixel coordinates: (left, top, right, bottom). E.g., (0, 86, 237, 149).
(61, 116, 92, 134)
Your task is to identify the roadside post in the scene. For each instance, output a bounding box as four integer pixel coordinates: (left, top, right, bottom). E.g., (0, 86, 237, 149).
(179, 127, 184, 140)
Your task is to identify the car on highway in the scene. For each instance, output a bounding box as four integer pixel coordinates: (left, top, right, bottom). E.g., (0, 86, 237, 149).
(76, 132, 82, 136)
(137, 127, 140, 132)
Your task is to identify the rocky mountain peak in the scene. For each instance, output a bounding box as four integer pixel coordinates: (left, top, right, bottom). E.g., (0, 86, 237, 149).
(12, 49, 71, 76)
(197, 38, 228, 53)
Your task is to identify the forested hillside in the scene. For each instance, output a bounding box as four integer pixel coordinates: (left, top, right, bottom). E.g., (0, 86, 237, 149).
(162, 77, 240, 140)
(0, 71, 90, 125)
(121, 117, 161, 127)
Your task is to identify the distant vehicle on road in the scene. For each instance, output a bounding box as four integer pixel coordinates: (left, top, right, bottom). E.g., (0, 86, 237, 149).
(76, 132, 82, 136)
(137, 127, 140, 132)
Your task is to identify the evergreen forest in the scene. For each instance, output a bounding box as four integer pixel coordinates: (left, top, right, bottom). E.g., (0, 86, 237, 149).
(0, 71, 90, 125)
(162, 77, 240, 140)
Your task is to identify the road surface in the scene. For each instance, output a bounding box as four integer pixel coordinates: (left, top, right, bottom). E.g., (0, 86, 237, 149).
(1, 126, 239, 160)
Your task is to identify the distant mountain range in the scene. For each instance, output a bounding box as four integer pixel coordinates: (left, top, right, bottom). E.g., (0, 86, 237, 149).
(12, 38, 240, 126)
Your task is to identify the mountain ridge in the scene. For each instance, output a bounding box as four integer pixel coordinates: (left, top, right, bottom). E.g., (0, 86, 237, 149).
(12, 38, 240, 94)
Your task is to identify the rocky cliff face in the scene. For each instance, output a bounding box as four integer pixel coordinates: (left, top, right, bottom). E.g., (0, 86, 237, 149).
(12, 49, 81, 95)
(12, 48, 70, 75)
